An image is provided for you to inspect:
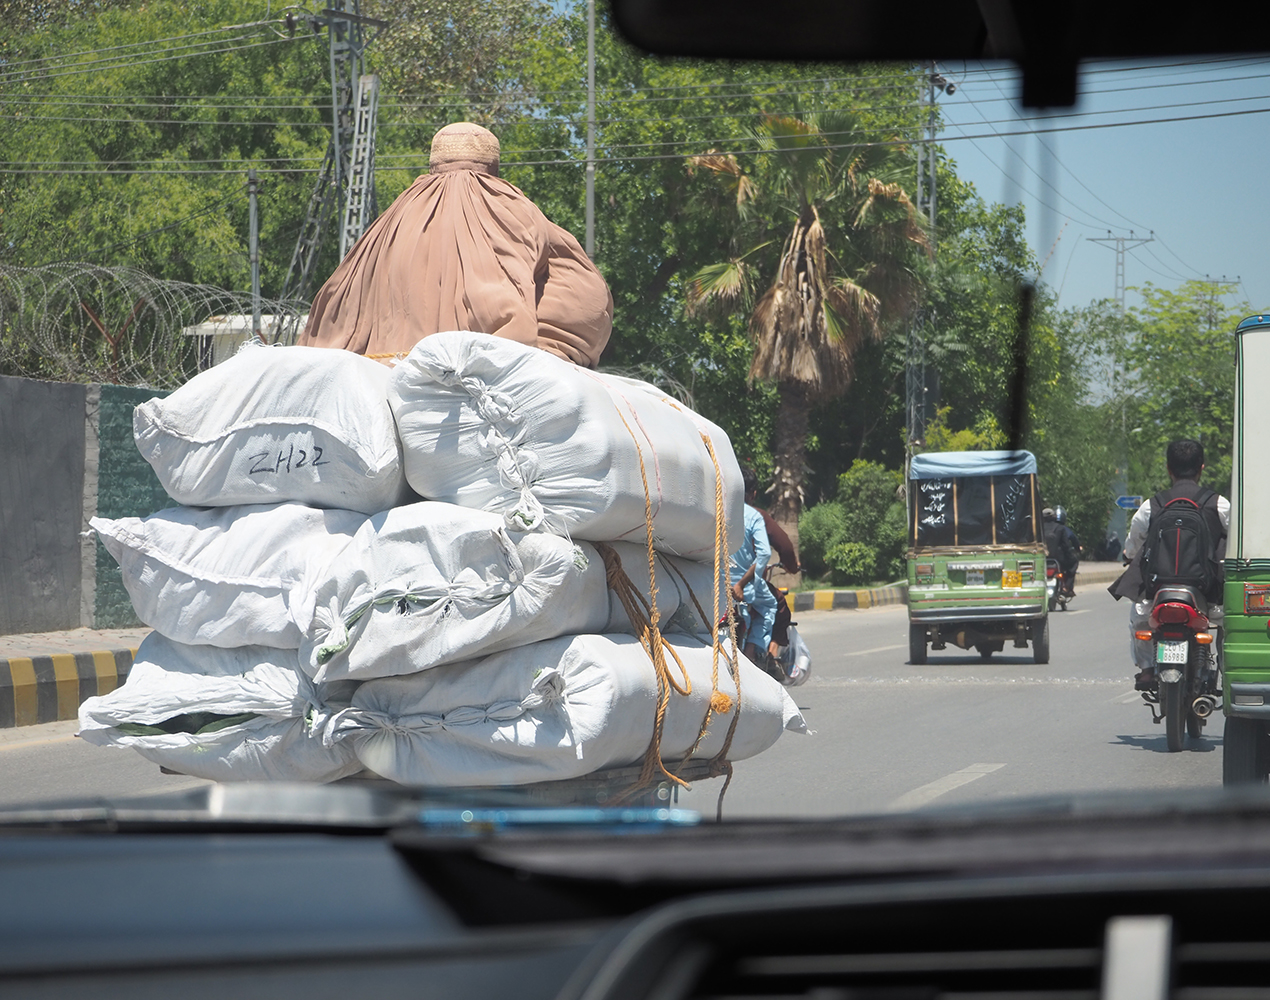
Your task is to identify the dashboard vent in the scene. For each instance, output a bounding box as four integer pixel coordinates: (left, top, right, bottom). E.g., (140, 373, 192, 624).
(1175, 941, 1270, 998)
(693, 945, 1102, 999)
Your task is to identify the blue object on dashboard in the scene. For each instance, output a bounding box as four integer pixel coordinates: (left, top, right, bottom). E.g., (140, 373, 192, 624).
(416, 807, 702, 833)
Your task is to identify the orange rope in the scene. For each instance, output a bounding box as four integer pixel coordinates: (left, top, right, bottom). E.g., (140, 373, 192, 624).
(602, 401, 739, 813)
(674, 434, 742, 780)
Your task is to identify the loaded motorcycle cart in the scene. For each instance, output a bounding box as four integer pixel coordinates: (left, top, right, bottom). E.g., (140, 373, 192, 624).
(1223, 313, 1270, 783)
(907, 450, 1050, 664)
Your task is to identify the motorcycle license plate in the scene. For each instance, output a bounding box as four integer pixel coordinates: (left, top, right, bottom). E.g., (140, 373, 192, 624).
(1157, 640, 1188, 664)
(1001, 570, 1021, 589)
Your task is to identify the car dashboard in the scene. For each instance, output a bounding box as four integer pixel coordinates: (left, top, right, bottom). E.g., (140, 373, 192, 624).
(2, 784, 1270, 999)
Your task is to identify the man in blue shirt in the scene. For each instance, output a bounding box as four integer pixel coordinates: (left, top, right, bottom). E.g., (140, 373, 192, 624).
(731, 468, 780, 673)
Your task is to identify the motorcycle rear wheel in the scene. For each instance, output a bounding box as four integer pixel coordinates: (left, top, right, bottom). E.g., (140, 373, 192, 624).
(1162, 681, 1185, 752)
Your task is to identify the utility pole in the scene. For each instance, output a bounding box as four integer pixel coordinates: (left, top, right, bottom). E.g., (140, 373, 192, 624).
(248, 169, 261, 340)
(339, 73, 381, 259)
(1195, 274, 1231, 331)
(1088, 230, 1153, 314)
(1088, 230, 1153, 545)
(585, 0, 596, 258)
(278, 2, 387, 318)
(907, 65, 953, 460)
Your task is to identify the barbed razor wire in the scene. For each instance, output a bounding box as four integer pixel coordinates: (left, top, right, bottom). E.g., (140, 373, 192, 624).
(0, 263, 307, 388)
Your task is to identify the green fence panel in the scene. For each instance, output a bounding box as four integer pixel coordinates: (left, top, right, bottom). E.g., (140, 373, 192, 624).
(93, 384, 174, 628)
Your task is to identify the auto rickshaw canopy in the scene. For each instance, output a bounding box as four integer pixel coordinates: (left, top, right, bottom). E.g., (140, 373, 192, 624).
(909, 450, 1042, 549)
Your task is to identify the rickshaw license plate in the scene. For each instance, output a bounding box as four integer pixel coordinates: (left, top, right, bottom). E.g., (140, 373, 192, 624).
(1001, 571, 1021, 589)
(966, 569, 985, 586)
(1157, 640, 1188, 664)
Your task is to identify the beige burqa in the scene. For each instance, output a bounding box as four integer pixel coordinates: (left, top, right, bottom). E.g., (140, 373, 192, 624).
(298, 122, 613, 367)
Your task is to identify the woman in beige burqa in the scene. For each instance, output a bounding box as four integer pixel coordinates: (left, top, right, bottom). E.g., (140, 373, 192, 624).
(299, 122, 613, 367)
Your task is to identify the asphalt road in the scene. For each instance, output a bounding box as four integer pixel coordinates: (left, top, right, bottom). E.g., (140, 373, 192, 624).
(680, 587, 1224, 818)
(0, 588, 1222, 816)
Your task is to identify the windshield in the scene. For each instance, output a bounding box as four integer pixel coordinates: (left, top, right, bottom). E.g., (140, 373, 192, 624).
(0, 0, 1260, 822)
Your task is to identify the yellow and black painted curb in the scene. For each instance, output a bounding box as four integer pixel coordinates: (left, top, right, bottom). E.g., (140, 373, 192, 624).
(0, 649, 136, 729)
(787, 584, 908, 614)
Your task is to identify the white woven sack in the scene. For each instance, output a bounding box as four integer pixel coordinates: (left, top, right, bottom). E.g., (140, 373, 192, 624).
(322, 633, 807, 788)
(289, 500, 728, 683)
(387, 331, 743, 559)
(77, 633, 360, 783)
(92, 504, 367, 649)
(291, 501, 548, 682)
(134, 341, 410, 513)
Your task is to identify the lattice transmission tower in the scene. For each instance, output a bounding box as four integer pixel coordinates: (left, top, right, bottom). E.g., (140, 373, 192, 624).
(278, 2, 386, 311)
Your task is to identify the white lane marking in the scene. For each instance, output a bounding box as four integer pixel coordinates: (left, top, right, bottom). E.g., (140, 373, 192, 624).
(844, 644, 907, 657)
(1113, 690, 1144, 704)
(883, 763, 1006, 812)
(1060, 609, 1091, 616)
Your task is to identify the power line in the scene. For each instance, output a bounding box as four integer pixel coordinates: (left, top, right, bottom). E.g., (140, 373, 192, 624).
(5, 103, 1270, 175)
(0, 16, 292, 69)
(0, 35, 303, 86)
(940, 70, 1128, 230)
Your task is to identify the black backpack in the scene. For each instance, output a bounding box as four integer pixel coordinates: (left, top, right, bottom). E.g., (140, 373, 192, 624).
(1142, 484, 1221, 600)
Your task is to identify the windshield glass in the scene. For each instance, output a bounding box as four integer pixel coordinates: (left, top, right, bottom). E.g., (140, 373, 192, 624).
(0, 0, 1260, 821)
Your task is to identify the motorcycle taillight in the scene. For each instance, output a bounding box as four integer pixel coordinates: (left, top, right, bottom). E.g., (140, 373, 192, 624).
(1150, 601, 1209, 630)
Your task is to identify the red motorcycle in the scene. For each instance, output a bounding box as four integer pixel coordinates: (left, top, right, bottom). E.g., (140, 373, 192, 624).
(1045, 559, 1072, 612)
(1137, 584, 1221, 751)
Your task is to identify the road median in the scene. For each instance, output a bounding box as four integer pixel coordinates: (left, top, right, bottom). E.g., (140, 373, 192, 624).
(0, 644, 139, 729)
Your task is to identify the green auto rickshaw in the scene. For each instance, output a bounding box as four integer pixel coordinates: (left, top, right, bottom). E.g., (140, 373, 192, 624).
(1223, 313, 1270, 783)
(907, 450, 1051, 664)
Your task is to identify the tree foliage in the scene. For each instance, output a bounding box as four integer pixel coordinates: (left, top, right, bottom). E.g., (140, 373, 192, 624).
(4, 0, 1244, 568)
(798, 459, 906, 586)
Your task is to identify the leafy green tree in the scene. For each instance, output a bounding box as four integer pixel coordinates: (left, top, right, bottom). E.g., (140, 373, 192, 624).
(798, 459, 905, 586)
(1123, 280, 1243, 499)
(363, 0, 562, 121)
(921, 405, 1006, 452)
(0, 0, 333, 289)
(684, 108, 927, 562)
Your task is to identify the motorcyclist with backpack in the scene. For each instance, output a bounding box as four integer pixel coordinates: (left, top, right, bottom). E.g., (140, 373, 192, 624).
(1043, 506, 1081, 598)
(1109, 440, 1229, 691)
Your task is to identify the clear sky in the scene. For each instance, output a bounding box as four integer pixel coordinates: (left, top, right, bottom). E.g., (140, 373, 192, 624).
(929, 57, 1270, 318)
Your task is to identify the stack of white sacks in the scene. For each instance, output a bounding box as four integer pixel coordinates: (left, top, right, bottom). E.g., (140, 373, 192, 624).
(78, 332, 806, 787)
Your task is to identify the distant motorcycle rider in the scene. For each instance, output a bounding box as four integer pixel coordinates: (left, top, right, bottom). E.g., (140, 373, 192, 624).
(1042, 506, 1080, 597)
(1109, 439, 1229, 690)
(730, 468, 781, 675)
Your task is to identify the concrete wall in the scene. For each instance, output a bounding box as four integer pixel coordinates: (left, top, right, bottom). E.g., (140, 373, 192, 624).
(0, 376, 89, 633)
(0, 375, 170, 635)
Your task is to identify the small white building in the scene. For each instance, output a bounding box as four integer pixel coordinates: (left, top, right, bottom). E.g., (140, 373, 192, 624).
(181, 313, 309, 370)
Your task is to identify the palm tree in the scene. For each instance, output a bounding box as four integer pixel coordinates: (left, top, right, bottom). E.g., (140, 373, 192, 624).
(687, 110, 928, 579)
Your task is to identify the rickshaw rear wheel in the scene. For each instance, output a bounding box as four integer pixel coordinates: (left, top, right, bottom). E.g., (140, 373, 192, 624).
(909, 623, 927, 665)
(1032, 617, 1050, 664)
(1224, 716, 1270, 784)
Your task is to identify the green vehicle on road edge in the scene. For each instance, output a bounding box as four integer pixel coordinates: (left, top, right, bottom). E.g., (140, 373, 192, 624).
(1224, 313, 1270, 783)
(907, 450, 1050, 665)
